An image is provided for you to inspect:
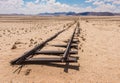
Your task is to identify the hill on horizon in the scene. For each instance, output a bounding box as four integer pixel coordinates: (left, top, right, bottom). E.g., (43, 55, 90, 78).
(38, 12, 120, 16)
(1, 12, 120, 16)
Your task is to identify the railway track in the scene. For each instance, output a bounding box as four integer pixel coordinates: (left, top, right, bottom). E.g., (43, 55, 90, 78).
(10, 21, 80, 72)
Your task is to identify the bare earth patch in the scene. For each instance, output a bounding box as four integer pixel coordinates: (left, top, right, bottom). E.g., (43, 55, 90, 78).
(0, 16, 120, 83)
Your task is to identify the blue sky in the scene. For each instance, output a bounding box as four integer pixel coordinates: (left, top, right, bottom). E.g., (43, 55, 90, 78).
(23, 0, 92, 7)
(0, 0, 120, 14)
(24, 0, 85, 4)
(56, 0, 93, 7)
(56, 0, 85, 5)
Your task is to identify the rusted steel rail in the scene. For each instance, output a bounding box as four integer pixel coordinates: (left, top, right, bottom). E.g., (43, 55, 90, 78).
(10, 29, 66, 65)
(62, 28, 76, 61)
(10, 22, 80, 66)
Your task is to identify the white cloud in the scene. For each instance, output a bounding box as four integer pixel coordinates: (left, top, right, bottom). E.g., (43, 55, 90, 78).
(93, 1, 104, 5)
(85, 0, 94, 3)
(94, 3, 116, 12)
(85, 0, 120, 13)
(0, 0, 84, 14)
(113, 0, 120, 5)
(35, 0, 40, 3)
(0, 0, 120, 14)
(0, 0, 24, 14)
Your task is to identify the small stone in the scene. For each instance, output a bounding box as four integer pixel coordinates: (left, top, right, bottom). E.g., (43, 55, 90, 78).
(79, 47, 81, 50)
(30, 39, 34, 42)
(29, 44, 32, 47)
(81, 37, 86, 41)
(86, 20, 89, 22)
(7, 30, 10, 32)
(39, 38, 42, 40)
(25, 30, 27, 32)
(34, 41, 37, 44)
(15, 41, 22, 44)
(11, 44, 17, 49)
(25, 69, 31, 76)
(82, 49, 84, 52)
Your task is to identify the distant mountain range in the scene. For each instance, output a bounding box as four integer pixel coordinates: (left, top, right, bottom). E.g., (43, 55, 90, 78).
(1, 12, 120, 16)
(38, 12, 120, 16)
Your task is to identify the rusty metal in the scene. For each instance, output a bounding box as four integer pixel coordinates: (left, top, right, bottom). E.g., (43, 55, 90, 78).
(62, 28, 77, 61)
(10, 22, 80, 68)
(35, 50, 77, 55)
(23, 57, 77, 64)
(50, 44, 78, 48)
(10, 29, 66, 65)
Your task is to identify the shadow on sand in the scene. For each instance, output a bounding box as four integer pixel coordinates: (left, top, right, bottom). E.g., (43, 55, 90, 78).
(13, 62, 79, 74)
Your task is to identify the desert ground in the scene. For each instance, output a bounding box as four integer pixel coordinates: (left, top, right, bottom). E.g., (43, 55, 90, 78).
(0, 16, 120, 83)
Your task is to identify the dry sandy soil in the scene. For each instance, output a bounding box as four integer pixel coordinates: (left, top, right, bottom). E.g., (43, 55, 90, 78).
(0, 16, 120, 83)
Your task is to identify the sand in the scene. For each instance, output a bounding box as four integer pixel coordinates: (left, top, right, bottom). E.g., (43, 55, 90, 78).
(0, 16, 120, 83)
